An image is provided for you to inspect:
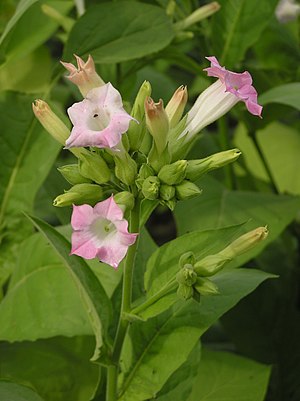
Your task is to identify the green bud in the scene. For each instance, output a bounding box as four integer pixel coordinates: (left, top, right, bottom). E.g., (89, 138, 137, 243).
(142, 176, 160, 200)
(165, 86, 188, 128)
(159, 184, 175, 201)
(177, 284, 194, 300)
(176, 264, 197, 286)
(186, 149, 242, 182)
(148, 144, 171, 173)
(79, 151, 110, 184)
(114, 191, 135, 212)
(194, 254, 231, 276)
(114, 152, 137, 186)
(58, 164, 91, 185)
(145, 97, 169, 155)
(175, 180, 202, 200)
(162, 198, 177, 211)
(127, 81, 152, 151)
(136, 164, 156, 190)
(194, 277, 219, 296)
(179, 251, 196, 269)
(53, 183, 103, 207)
(158, 160, 187, 185)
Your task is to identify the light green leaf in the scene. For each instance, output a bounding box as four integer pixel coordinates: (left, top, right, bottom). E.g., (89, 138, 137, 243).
(211, 0, 278, 67)
(188, 349, 271, 401)
(259, 83, 300, 111)
(234, 122, 300, 195)
(25, 215, 112, 361)
(118, 268, 274, 401)
(0, 336, 100, 401)
(0, 381, 44, 401)
(64, 1, 175, 63)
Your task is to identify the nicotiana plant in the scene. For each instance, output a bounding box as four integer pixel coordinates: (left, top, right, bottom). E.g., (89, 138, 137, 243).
(31, 53, 271, 401)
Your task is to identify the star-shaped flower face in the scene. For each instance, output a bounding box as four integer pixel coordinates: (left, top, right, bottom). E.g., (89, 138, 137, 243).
(204, 56, 262, 117)
(70, 196, 137, 269)
(65, 83, 135, 149)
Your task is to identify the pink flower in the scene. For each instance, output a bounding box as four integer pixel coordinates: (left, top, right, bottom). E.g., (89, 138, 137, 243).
(65, 83, 135, 149)
(204, 56, 262, 117)
(61, 54, 105, 97)
(70, 196, 137, 269)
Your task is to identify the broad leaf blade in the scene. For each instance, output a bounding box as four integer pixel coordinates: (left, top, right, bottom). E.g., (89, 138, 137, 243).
(0, 381, 44, 401)
(26, 215, 112, 361)
(260, 83, 300, 111)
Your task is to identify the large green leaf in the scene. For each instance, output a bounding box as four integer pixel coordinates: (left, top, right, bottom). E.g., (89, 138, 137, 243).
(0, 381, 44, 401)
(260, 83, 300, 111)
(25, 215, 112, 361)
(210, 0, 278, 67)
(64, 1, 174, 64)
(188, 349, 271, 401)
(174, 176, 300, 258)
(118, 268, 274, 401)
(234, 122, 300, 195)
(0, 336, 100, 401)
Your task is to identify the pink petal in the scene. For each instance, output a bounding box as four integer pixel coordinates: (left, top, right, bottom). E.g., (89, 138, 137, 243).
(71, 204, 94, 230)
(70, 231, 98, 259)
(93, 196, 124, 221)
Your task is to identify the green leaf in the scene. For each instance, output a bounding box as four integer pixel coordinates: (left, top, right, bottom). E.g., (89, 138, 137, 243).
(188, 349, 271, 401)
(0, 381, 44, 401)
(210, 0, 278, 67)
(118, 268, 274, 401)
(25, 215, 112, 361)
(0, 336, 100, 401)
(174, 175, 300, 259)
(234, 122, 300, 195)
(259, 83, 300, 111)
(64, 1, 175, 64)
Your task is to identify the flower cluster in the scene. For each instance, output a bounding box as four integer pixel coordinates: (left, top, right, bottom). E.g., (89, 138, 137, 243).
(33, 55, 262, 268)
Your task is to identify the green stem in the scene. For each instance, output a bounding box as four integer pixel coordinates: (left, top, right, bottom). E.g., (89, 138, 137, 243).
(131, 279, 177, 316)
(106, 200, 140, 400)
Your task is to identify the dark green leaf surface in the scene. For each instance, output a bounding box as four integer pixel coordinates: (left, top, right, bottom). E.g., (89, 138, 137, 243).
(260, 83, 300, 111)
(0, 381, 44, 401)
(64, 1, 174, 63)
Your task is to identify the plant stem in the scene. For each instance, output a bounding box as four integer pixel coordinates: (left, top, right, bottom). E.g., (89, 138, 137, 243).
(106, 200, 140, 400)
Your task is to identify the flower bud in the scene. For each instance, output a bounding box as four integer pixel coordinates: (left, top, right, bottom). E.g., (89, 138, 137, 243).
(186, 149, 242, 181)
(177, 284, 194, 300)
(194, 254, 231, 276)
(219, 227, 269, 259)
(127, 81, 152, 150)
(194, 277, 219, 296)
(174, 2, 221, 31)
(175, 180, 202, 200)
(114, 152, 137, 186)
(162, 198, 177, 211)
(142, 176, 160, 200)
(136, 164, 155, 190)
(79, 151, 110, 184)
(57, 164, 91, 185)
(176, 264, 197, 286)
(145, 97, 169, 155)
(179, 251, 196, 269)
(158, 160, 187, 185)
(61, 54, 105, 97)
(114, 191, 135, 212)
(159, 184, 175, 201)
(148, 144, 171, 173)
(53, 183, 103, 207)
(165, 86, 188, 128)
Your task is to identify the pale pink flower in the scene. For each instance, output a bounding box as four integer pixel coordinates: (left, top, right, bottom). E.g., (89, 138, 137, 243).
(61, 54, 104, 96)
(65, 83, 134, 149)
(70, 196, 137, 269)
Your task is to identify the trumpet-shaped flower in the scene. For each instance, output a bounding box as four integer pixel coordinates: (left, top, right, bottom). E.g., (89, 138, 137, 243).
(70, 196, 137, 269)
(65, 83, 134, 149)
(180, 56, 262, 142)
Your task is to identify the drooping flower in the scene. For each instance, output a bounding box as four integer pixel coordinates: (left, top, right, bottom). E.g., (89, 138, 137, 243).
(61, 54, 105, 96)
(70, 196, 137, 269)
(180, 56, 262, 142)
(65, 83, 135, 149)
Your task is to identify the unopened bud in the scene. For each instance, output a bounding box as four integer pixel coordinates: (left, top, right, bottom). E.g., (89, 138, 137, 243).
(142, 176, 160, 200)
(176, 265, 197, 286)
(114, 152, 137, 186)
(194, 254, 231, 276)
(145, 97, 169, 155)
(136, 164, 155, 190)
(53, 183, 103, 207)
(160, 184, 175, 201)
(58, 164, 91, 185)
(61, 54, 104, 96)
(174, 2, 221, 31)
(114, 191, 135, 212)
(186, 149, 242, 181)
(165, 86, 188, 128)
(79, 151, 110, 184)
(158, 160, 187, 185)
(127, 81, 152, 150)
(177, 284, 194, 300)
(219, 227, 269, 259)
(194, 277, 219, 296)
(162, 198, 177, 211)
(179, 251, 196, 268)
(175, 180, 202, 200)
